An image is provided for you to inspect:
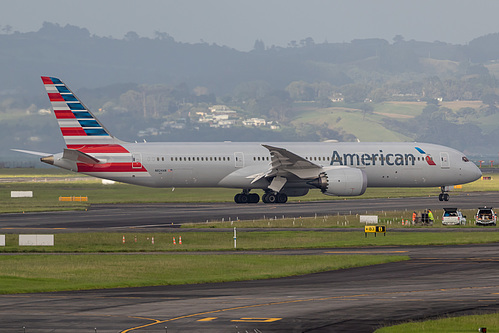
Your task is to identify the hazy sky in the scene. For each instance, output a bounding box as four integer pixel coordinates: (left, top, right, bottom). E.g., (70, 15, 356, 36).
(2, 0, 499, 50)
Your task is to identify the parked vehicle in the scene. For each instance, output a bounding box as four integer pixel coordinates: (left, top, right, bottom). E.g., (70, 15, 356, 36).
(475, 207, 497, 226)
(442, 208, 466, 225)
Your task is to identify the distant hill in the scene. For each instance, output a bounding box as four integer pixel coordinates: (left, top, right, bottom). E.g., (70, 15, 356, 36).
(2, 22, 499, 162)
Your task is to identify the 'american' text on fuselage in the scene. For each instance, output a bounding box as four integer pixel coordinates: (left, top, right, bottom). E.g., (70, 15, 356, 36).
(330, 150, 416, 166)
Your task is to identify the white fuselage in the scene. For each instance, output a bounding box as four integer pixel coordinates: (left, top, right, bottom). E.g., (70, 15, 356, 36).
(60, 141, 480, 191)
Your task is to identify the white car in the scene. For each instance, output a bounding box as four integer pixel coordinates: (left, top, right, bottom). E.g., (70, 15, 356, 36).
(475, 207, 497, 226)
(442, 208, 466, 225)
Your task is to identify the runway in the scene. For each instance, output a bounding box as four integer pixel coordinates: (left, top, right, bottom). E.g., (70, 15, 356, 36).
(0, 244, 498, 332)
(1, 191, 498, 231)
(0, 194, 498, 332)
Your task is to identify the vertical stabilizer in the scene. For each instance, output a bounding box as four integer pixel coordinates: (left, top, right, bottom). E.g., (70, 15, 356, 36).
(41, 76, 119, 148)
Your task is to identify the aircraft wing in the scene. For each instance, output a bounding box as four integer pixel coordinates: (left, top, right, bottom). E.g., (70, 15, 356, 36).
(255, 144, 323, 192)
(262, 144, 321, 170)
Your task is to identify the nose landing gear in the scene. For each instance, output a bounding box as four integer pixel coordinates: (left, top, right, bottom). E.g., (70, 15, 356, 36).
(439, 186, 450, 201)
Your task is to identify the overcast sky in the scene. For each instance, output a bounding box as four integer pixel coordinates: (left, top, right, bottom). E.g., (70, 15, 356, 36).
(2, 0, 499, 51)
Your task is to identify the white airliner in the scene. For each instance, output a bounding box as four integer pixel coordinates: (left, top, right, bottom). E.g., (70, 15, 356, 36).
(14, 76, 482, 204)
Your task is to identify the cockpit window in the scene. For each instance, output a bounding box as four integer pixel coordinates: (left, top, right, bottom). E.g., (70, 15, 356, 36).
(462, 156, 469, 162)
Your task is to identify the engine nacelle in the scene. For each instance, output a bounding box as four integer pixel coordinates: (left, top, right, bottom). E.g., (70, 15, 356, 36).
(312, 166, 367, 196)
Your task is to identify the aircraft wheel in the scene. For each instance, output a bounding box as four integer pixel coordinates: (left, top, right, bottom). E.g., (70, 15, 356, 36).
(249, 193, 260, 203)
(239, 193, 249, 203)
(234, 193, 241, 203)
(266, 193, 277, 204)
(443, 193, 449, 201)
(438, 193, 443, 201)
(277, 193, 288, 203)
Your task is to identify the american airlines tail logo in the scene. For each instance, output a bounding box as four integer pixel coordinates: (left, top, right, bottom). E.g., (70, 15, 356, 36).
(415, 147, 436, 166)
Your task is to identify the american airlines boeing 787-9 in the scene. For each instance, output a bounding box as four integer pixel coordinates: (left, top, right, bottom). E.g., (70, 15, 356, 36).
(14, 77, 482, 204)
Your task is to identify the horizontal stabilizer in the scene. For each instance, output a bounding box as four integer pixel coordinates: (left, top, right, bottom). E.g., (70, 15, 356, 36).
(63, 148, 100, 164)
(11, 149, 53, 157)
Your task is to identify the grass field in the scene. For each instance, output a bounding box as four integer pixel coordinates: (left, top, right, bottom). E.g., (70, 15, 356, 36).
(186, 207, 492, 228)
(375, 313, 498, 333)
(291, 107, 412, 141)
(1, 231, 499, 253)
(0, 254, 407, 294)
(291, 100, 493, 144)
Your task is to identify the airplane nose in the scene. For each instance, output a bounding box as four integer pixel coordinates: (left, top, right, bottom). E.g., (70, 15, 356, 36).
(471, 164, 482, 181)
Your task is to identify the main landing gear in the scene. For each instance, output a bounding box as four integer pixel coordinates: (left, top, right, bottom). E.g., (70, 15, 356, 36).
(234, 190, 288, 204)
(438, 186, 450, 201)
(234, 190, 260, 204)
(262, 191, 288, 204)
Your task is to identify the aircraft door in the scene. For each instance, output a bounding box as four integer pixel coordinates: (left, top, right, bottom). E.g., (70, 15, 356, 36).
(440, 152, 450, 169)
(234, 152, 244, 168)
(132, 153, 142, 169)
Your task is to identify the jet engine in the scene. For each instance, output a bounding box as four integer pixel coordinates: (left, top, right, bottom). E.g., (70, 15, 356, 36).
(310, 166, 367, 196)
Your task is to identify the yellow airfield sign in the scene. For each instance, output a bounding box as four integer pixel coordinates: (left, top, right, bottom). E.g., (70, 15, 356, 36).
(364, 225, 386, 237)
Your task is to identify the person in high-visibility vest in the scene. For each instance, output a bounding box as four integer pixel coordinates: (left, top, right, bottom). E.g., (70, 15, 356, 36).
(412, 211, 417, 224)
(428, 209, 434, 224)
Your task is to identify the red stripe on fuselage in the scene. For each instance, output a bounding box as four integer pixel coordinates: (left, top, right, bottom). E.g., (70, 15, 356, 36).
(77, 162, 147, 173)
(61, 127, 87, 136)
(67, 144, 129, 154)
(48, 93, 64, 102)
(55, 110, 76, 119)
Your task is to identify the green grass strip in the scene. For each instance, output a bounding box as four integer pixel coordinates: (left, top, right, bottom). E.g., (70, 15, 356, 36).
(375, 313, 499, 332)
(1, 231, 499, 253)
(0, 254, 406, 294)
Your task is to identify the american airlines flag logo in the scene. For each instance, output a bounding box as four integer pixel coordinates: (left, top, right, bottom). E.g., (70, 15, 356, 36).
(415, 147, 436, 166)
(42, 77, 110, 139)
(41, 76, 149, 176)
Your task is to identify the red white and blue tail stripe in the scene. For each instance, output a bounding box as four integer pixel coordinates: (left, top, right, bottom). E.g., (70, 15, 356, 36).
(41, 76, 115, 146)
(41, 76, 150, 180)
